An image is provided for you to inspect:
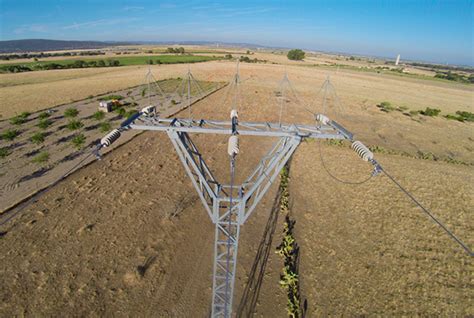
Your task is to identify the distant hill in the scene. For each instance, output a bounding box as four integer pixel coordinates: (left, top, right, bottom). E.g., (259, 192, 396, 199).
(0, 39, 132, 53)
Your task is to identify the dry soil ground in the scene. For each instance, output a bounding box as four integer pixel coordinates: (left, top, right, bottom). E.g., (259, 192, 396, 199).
(0, 58, 473, 316)
(0, 78, 221, 212)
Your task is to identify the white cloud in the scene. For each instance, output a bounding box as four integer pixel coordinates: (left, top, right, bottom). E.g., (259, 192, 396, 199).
(13, 24, 49, 34)
(62, 18, 140, 30)
(123, 6, 144, 11)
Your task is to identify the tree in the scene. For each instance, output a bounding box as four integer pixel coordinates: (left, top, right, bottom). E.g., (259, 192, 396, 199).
(287, 49, 305, 61)
(178, 47, 185, 54)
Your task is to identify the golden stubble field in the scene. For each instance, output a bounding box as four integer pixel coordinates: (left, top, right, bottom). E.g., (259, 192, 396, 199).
(0, 57, 473, 316)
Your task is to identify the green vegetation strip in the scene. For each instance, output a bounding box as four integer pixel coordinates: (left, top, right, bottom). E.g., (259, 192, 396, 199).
(275, 166, 302, 318)
(0, 55, 220, 73)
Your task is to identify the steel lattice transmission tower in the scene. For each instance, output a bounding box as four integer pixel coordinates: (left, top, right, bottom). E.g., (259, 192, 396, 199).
(99, 67, 354, 317)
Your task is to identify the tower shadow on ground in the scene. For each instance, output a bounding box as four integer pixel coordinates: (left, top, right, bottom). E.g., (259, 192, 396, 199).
(236, 184, 282, 317)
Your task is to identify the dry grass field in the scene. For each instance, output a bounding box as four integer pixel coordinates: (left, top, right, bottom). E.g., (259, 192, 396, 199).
(0, 52, 473, 316)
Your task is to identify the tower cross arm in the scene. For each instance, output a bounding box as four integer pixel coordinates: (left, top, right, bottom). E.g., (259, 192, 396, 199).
(129, 116, 349, 139)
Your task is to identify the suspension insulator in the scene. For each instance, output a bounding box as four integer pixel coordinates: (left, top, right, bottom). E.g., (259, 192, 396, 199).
(230, 109, 238, 119)
(101, 129, 121, 147)
(315, 113, 330, 125)
(141, 105, 155, 115)
(228, 135, 239, 156)
(351, 141, 374, 161)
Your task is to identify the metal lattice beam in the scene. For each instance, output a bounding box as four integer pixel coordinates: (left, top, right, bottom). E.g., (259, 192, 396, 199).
(127, 114, 351, 317)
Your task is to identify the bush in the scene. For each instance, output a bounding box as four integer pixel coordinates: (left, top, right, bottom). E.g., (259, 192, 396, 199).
(287, 49, 305, 61)
(31, 132, 46, 144)
(10, 116, 27, 125)
(0, 147, 9, 158)
(32, 151, 49, 164)
(64, 107, 79, 118)
(99, 122, 111, 133)
(10, 111, 30, 124)
(377, 101, 395, 112)
(1, 129, 19, 141)
(37, 119, 52, 129)
(409, 110, 420, 116)
(66, 120, 84, 130)
(420, 107, 441, 117)
(71, 134, 86, 149)
(19, 111, 31, 118)
(166, 47, 185, 54)
(38, 112, 51, 119)
(444, 111, 474, 122)
(93, 111, 105, 121)
(115, 107, 126, 117)
(455, 111, 474, 122)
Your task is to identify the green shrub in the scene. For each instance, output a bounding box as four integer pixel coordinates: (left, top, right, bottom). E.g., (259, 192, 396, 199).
(32, 151, 49, 164)
(64, 107, 79, 118)
(420, 107, 441, 117)
(66, 120, 84, 130)
(444, 114, 460, 121)
(1, 129, 19, 141)
(455, 111, 474, 122)
(99, 122, 111, 133)
(38, 112, 51, 119)
(10, 111, 31, 125)
(417, 151, 438, 161)
(0, 147, 10, 158)
(115, 107, 126, 117)
(30, 132, 46, 144)
(444, 111, 474, 122)
(93, 111, 105, 121)
(19, 111, 31, 119)
(71, 134, 86, 149)
(377, 101, 395, 112)
(10, 116, 27, 125)
(287, 49, 305, 60)
(37, 119, 52, 129)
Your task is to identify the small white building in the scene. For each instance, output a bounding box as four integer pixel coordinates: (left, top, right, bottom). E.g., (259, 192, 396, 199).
(99, 101, 114, 113)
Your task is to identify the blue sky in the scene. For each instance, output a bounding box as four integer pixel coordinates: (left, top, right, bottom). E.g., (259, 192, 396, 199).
(0, 0, 472, 65)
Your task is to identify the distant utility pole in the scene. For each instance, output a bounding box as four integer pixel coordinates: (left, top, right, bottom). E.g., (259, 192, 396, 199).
(395, 54, 401, 66)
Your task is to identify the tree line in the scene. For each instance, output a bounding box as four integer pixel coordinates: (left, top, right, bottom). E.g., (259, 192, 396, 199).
(0, 51, 106, 61)
(0, 59, 121, 73)
(166, 47, 186, 54)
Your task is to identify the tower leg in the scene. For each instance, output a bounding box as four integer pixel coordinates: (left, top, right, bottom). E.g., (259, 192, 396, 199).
(211, 197, 241, 317)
